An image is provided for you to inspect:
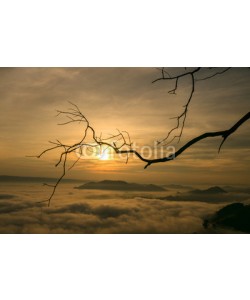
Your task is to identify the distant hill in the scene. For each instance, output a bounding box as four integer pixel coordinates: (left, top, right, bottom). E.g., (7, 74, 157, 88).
(0, 175, 82, 183)
(191, 186, 227, 195)
(0, 194, 16, 199)
(75, 180, 165, 191)
(160, 186, 231, 203)
(222, 186, 250, 194)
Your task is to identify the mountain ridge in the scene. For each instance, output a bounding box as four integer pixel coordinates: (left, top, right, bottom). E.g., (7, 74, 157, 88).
(75, 180, 165, 191)
(0, 175, 83, 183)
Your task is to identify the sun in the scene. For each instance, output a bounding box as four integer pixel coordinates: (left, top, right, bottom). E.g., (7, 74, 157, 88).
(99, 148, 111, 160)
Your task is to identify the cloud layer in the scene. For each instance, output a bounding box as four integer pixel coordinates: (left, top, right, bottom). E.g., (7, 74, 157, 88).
(1, 183, 249, 233)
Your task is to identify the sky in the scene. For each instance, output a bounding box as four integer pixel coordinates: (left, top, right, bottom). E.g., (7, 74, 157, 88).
(0, 67, 249, 185)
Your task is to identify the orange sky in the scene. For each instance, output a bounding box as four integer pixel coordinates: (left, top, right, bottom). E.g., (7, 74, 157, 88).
(0, 67, 249, 185)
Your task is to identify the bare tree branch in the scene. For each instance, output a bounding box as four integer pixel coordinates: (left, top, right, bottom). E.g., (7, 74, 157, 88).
(33, 101, 249, 206)
(144, 111, 250, 168)
(153, 67, 233, 145)
(153, 68, 200, 144)
(196, 67, 231, 81)
(33, 102, 135, 206)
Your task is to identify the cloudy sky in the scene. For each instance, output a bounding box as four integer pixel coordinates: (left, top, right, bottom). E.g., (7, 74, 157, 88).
(0, 67, 249, 185)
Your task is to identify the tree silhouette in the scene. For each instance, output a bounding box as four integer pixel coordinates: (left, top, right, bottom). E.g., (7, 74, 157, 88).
(31, 68, 250, 206)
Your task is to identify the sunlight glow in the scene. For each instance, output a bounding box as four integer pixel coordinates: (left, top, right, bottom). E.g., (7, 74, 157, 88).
(99, 148, 111, 160)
